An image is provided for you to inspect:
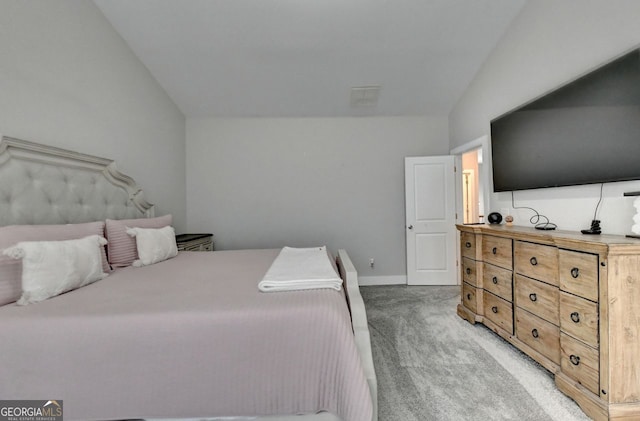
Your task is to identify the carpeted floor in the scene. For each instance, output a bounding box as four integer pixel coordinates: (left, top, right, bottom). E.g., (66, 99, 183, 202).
(360, 285, 591, 421)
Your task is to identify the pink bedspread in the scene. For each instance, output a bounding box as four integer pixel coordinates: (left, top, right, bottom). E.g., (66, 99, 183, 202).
(0, 249, 373, 421)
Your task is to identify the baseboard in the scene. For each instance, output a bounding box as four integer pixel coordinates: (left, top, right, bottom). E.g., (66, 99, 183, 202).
(359, 275, 407, 286)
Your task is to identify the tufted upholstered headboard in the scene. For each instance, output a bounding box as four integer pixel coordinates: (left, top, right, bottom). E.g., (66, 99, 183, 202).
(0, 136, 154, 226)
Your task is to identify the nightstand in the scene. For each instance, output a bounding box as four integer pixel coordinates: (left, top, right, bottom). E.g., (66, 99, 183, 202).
(175, 233, 213, 251)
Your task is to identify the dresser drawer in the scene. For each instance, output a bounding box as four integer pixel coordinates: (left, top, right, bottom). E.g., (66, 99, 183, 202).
(560, 333, 599, 395)
(182, 241, 213, 251)
(462, 257, 477, 286)
(559, 249, 598, 302)
(483, 263, 513, 302)
(560, 292, 598, 348)
(516, 307, 560, 364)
(515, 274, 559, 325)
(461, 232, 476, 259)
(483, 291, 513, 334)
(482, 235, 512, 269)
(514, 241, 559, 286)
(462, 282, 478, 313)
(176, 234, 214, 252)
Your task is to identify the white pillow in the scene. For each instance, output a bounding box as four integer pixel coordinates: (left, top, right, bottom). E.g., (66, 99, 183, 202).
(126, 225, 178, 267)
(2, 235, 109, 305)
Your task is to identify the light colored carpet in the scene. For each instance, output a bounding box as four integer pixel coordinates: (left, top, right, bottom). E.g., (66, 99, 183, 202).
(360, 285, 591, 421)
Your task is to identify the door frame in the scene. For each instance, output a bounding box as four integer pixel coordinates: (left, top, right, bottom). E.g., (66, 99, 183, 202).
(450, 135, 492, 284)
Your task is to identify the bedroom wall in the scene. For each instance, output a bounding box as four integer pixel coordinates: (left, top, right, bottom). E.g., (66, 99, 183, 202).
(186, 116, 449, 282)
(449, 0, 640, 235)
(0, 0, 186, 230)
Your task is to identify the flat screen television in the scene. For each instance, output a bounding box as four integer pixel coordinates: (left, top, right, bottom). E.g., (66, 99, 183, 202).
(490, 48, 640, 192)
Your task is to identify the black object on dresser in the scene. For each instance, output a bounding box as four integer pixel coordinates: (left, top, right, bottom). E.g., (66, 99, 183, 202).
(175, 233, 213, 251)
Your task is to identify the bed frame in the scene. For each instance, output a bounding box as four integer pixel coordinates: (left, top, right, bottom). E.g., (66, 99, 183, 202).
(0, 135, 377, 421)
(338, 249, 378, 421)
(0, 136, 153, 225)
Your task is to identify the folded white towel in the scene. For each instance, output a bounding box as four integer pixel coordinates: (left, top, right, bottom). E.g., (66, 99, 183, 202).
(259, 246, 343, 292)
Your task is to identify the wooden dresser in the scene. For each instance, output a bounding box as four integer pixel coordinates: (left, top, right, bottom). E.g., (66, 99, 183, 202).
(457, 224, 640, 421)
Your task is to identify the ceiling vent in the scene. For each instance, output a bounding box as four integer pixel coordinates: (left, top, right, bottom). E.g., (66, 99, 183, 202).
(350, 85, 380, 108)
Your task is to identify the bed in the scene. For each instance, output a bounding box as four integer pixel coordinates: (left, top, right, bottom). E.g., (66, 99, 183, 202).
(0, 136, 377, 421)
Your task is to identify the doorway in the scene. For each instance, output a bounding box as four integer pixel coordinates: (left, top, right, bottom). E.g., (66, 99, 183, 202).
(462, 148, 484, 224)
(451, 135, 490, 227)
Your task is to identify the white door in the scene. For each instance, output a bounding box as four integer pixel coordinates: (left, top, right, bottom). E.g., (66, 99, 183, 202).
(405, 156, 457, 285)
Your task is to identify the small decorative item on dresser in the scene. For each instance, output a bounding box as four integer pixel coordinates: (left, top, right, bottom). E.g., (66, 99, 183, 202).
(487, 212, 503, 224)
(505, 215, 514, 226)
(175, 233, 213, 251)
(624, 191, 640, 238)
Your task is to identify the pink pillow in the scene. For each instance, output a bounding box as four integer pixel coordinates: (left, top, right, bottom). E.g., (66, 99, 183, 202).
(0, 221, 110, 306)
(105, 215, 172, 268)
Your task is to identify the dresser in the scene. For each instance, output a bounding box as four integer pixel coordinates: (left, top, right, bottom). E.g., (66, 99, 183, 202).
(457, 224, 640, 421)
(175, 233, 213, 251)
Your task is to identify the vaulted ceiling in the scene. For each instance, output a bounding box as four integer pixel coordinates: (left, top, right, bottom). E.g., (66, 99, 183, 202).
(94, 0, 526, 118)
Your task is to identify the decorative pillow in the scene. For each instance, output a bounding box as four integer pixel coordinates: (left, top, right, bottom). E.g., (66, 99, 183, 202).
(105, 215, 172, 268)
(126, 225, 178, 267)
(0, 221, 110, 306)
(2, 235, 109, 305)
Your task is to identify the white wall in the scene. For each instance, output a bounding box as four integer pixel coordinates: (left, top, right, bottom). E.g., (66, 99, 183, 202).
(449, 0, 640, 235)
(187, 116, 449, 279)
(0, 0, 186, 230)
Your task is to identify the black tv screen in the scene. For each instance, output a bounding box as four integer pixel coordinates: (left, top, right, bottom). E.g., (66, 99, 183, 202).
(490, 48, 640, 192)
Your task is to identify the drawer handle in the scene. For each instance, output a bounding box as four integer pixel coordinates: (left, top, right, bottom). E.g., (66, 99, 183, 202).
(569, 354, 581, 366)
(466, 267, 471, 275)
(491, 306, 498, 314)
(531, 328, 539, 338)
(492, 276, 498, 284)
(570, 312, 580, 323)
(571, 267, 580, 278)
(492, 247, 497, 255)
(466, 293, 472, 300)
(529, 293, 537, 302)
(465, 241, 472, 248)
(530, 257, 538, 266)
